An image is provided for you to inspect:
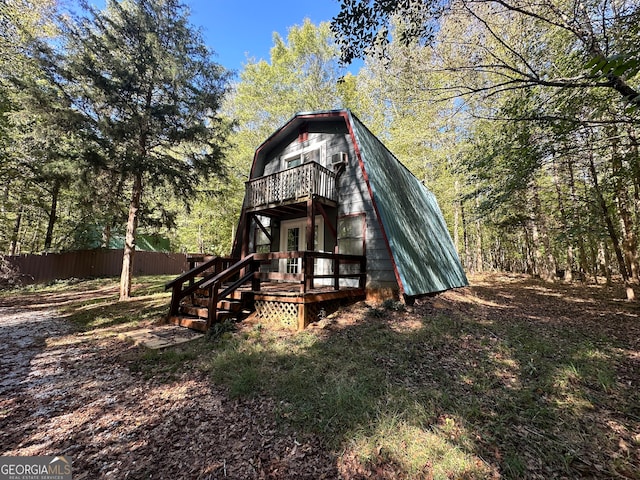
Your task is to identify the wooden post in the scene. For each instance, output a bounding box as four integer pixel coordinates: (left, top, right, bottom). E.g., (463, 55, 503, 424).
(241, 212, 252, 258)
(305, 197, 315, 292)
(306, 197, 315, 251)
(297, 304, 307, 331)
(251, 258, 261, 292)
(170, 285, 181, 316)
(207, 284, 219, 330)
(302, 254, 310, 293)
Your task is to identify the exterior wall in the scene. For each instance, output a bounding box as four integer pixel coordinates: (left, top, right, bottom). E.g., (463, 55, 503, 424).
(336, 140, 398, 293)
(259, 120, 352, 177)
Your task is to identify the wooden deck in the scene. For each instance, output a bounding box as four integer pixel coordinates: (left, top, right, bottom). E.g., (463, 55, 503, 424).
(244, 281, 364, 301)
(166, 253, 366, 332)
(243, 282, 365, 329)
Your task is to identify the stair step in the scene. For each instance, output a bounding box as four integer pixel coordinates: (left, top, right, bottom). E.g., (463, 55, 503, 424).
(180, 305, 208, 318)
(192, 297, 209, 307)
(186, 298, 243, 311)
(169, 316, 207, 332)
(219, 299, 242, 312)
(216, 309, 234, 321)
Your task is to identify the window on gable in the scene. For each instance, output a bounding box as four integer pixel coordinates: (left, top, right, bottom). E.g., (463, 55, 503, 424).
(286, 155, 303, 169)
(283, 142, 325, 170)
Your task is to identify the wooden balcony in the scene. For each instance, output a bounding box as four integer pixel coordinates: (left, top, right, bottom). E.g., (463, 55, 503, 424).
(245, 162, 337, 211)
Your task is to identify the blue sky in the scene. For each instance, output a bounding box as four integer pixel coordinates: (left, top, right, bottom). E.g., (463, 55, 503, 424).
(187, 0, 344, 73)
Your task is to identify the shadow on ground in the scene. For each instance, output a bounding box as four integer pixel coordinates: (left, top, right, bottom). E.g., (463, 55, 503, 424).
(207, 273, 640, 478)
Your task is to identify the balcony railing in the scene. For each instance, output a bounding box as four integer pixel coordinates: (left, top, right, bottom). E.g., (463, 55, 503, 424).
(245, 161, 337, 209)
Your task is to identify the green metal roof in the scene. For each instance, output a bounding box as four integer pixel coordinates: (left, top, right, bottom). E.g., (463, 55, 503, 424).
(348, 112, 468, 296)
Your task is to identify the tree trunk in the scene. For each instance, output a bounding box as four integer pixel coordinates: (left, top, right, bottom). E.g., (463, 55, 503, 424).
(44, 179, 60, 251)
(567, 158, 589, 279)
(552, 157, 571, 281)
(119, 173, 143, 300)
(9, 206, 23, 256)
(102, 224, 112, 248)
(197, 221, 204, 254)
(598, 241, 612, 286)
(565, 246, 574, 282)
(587, 241, 599, 284)
(531, 182, 556, 281)
(474, 194, 482, 273)
(611, 137, 639, 282)
(460, 198, 471, 271)
(588, 154, 634, 299)
(628, 130, 640, 230)
(524, 222, 536, 276)
(454, 180, 460, 254)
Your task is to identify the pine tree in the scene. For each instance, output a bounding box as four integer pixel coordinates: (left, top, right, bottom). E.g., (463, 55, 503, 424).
(57, 0, 230, 299)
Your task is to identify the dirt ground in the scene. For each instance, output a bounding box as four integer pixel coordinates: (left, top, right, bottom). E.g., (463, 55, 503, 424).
(0, 305, 338, 479)
(1, 273, 639, 479)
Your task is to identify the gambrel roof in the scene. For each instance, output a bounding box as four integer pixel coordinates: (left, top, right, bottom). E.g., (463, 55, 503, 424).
(346, 112, 468, 295)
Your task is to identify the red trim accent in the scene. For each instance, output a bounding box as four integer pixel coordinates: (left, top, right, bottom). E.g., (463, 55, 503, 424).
(341, 112, 405, 296)
(298, 123, 308, 143)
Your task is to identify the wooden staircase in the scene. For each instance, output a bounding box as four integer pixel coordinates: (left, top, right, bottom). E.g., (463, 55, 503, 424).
(165, 255, 260, 332)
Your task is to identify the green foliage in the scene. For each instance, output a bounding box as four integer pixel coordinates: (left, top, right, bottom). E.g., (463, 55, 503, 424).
(59, 0, 231, 191)
(0, 255, 20, 289)
(0, 0, 233, 257)
(230, 19, 348, 130)
(206, 319, 236, 341)
(382, 298, 406, 311)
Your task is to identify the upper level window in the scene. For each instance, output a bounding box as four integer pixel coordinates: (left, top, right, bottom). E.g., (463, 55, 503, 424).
(286, 155, 303, 169)
(282, 141, 325, 170)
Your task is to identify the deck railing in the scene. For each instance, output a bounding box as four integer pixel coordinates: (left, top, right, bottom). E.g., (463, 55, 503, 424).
(254, 251, 366, 293)
(165, 251, 366, 326)
(245, 162, 337, 209)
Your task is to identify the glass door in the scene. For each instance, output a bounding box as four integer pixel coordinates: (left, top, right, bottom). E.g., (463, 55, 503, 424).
(279, 217, 324, 277)
(285, 226, 301, 273)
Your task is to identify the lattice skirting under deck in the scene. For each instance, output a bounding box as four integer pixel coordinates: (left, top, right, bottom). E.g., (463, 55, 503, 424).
(254, 300, 299, 329)
(254, 299, 348, 330)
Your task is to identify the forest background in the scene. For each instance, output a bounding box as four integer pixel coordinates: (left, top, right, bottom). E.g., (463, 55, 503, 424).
(1, 0, 639, 298)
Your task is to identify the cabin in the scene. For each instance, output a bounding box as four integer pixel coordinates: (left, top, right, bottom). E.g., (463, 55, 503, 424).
(166, 110, 467, 331)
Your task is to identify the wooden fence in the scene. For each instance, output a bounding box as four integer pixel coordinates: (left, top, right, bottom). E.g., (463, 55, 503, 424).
(3, 249, 189, 284)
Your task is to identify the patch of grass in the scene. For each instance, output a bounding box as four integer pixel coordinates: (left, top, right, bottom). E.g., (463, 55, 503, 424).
(61, 291, 171, 332)
(202, 281, 639, 479)
(2, 275, 173, 332)
(206, 315, 498, 477)
(351, 414, 492, 479)
(129, 341, 206, 381)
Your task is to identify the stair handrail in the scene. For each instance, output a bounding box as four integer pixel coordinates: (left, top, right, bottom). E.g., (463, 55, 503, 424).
(165, 256, 226, 290)
(202, 254, 260, 329)
(165, 256, 237, 318)
(199, 254, 256, 291)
